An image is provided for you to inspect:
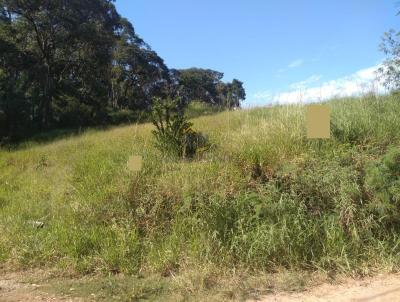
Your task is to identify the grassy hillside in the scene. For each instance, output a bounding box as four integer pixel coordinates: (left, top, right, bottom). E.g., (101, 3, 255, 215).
(1, 94, 400, 280)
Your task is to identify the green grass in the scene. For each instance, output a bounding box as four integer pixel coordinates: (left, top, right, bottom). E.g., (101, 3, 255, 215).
(1, 94, 400, 290)
(185, 100, 225, 119)
(20, 268, 317, 301)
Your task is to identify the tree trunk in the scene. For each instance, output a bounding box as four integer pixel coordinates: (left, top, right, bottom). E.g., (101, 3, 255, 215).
(39, 63, 53, 130)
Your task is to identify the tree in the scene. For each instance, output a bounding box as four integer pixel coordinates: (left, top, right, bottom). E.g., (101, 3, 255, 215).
(225, 79, 246, 108)
(177, 68, 224, 104)
(379, 29, 400, 90)
(0, 6, 36, 138)
(173, 68, 246, 108)
(378, 9, 400, 91)
(111, 18, 169, 111)
(1, 0, 121, 129)
(0, 0, 246, 141)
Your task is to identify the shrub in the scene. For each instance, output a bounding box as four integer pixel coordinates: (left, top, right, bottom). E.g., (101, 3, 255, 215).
(108, 109, 148, 125)
(365, 147, 400, 226)
(151, 97, 209, 158)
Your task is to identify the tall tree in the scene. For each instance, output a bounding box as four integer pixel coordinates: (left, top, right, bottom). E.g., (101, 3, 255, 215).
(0, 0, 246, 141)
(175, 68, 246, 108)
(1, 0, 121, 129)
(378, 10, 400, 90)
(379, 28, 400, 90)
(177, 68, 224, 104)
(111, 18, 169, 111)
(227, 79, 246, 108)
(0, 5, 36, 138)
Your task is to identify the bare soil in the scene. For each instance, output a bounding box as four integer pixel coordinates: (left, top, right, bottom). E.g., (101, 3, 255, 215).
(0, 270, 83, 302)
(252, 273, 400, 302)
(1, 269, 400, 302)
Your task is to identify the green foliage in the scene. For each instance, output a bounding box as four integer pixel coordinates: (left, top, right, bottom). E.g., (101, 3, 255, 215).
(174, 68, 246, 108)
(151, 97, 209, 158)
(53, 95, 93, 128)
(365, 147, 400, 225)
(1, 95, 400, 278)
(108, 109, 150, 125)
(0, 0, 122, 135)
(379, 28, 400, 90)
(0, 110, 6, 139)
(0, 2, 246, 141)
(378, 10, 400, 90)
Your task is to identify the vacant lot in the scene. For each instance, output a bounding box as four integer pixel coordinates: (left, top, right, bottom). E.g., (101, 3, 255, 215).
(1, 95, 400, 300)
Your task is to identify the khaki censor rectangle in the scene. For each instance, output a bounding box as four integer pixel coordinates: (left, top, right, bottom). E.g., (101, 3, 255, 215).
(306, 105, 331, 139)
(127, 155, 142, 172)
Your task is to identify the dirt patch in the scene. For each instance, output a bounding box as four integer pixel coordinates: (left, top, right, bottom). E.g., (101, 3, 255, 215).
(0, 270, 83, 302)
(2, 269, 400, 301)
(252, 273, 400, 302)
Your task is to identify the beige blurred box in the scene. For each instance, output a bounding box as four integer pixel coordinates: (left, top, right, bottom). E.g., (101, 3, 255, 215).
(127, 155, 142, 172)
(306, 105, 330, 139)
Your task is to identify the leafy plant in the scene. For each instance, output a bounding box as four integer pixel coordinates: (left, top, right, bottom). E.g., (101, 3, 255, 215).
(365, 147, 400, 225)
(150, 97, 209, 158)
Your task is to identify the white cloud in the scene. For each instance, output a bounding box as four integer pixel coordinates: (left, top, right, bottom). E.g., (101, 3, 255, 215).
(253, 64, 387, 106)
(288, 59, 304, 68)
(289, 74, 322, 90)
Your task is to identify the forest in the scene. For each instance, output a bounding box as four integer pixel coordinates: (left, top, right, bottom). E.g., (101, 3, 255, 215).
(0, 0, 245, 141)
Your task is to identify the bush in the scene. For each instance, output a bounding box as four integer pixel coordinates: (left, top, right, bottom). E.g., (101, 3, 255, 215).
(53, 95, 93, 127)
(365, 147, 400, 225)
(108, 109, 149, 125)
(151, 97, 209, 158)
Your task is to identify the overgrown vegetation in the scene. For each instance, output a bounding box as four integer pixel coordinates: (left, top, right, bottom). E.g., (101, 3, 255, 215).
(364, 147, 400, 226)
(1, 94, 400, 283)
(1, 3, 400, 301)
(151, 97, 209, 158)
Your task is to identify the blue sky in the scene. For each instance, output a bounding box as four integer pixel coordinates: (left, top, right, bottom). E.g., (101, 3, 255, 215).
(115, 0, 399, 106)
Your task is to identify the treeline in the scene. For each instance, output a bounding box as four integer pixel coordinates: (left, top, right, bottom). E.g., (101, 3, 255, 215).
(0, 0, 245, 141)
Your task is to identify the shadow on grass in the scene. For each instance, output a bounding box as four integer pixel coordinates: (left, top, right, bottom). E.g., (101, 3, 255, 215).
(1, 127, 102, 151)
(1, 102, 228, 151)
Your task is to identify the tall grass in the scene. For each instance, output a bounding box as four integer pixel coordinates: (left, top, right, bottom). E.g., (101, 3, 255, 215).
(0, 94, 400, 276)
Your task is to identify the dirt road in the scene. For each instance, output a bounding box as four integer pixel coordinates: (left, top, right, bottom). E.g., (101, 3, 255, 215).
(252, 274, 400, 302)
(0, 270, 82, 302)
(1, 269, 400, 301)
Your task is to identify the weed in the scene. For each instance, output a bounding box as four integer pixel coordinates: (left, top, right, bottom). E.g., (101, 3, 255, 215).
(0, 93, 400, 278)
(151, 97, 209, 158)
